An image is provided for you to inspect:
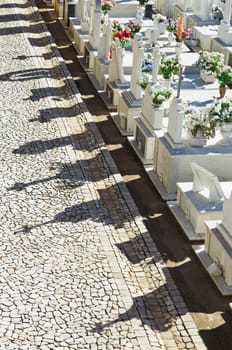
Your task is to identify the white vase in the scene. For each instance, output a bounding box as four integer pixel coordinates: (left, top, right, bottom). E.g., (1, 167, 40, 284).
(187, 132, 207, 147)
(218, 123, 232, 145)
(175, 43, 183, 58)
(200, 70, 215, 84)
(167, 32, 174, 45)
(162, 79, 171, 89)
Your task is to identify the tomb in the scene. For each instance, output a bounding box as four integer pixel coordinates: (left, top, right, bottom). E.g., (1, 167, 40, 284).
(168, 163, 232, 241)
(194, 191, 232, 295)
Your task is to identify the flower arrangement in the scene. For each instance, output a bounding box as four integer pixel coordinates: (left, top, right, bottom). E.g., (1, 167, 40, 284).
(150, 87, 172, 108)
(211, 5, 223, 20)
(176, 16, 184, 42)
(127, 18, 142, 38)
(137, 74, 151, 90)
(159, 54, 181, 79)
(142, 53, 153, 73)
(197, 51, 224, 74)
(111, 20, 123, 32)
(101, 0, 115, 15)
(184, 27, 192, 40)
(208, 98, 232, 126)
(138, 0, 149, 5)
(165, 18, 177, 32)
(113, 28, 131, 48)
(183, 106, 216, 138)
(215, 64, 232, 87)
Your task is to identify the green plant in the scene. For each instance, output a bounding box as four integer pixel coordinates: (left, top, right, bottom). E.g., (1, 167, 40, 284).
(159, 54, 181, 79)
(197, 50, 224, 73)
(137, 74, 151, 90)
(183, 105, 216, 138)
(208, 97, 232, 126)
(138, 0, 149, 5)
(216, 64, 232, 87)
(150, 87, 172, 108)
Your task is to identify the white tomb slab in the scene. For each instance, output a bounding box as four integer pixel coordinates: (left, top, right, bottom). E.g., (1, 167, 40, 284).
(168, 163, 232, 241)
(193, 191, 232, 295)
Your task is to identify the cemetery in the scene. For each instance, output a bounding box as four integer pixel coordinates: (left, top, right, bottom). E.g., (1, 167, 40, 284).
(54, 0, 232, 296)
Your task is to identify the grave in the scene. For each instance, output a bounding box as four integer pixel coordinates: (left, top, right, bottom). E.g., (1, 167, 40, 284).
(218, 0, 232, 45)
(168, 163, 232, 241)
(128, 49, 174, 165)
(111, 33, 145, 135)
(70, 0, 91, 55)
(145, 103, 232, 200)
(103, 37, 133, 108)
(193, 191, 232, 295)
(83, 0, 102, 70)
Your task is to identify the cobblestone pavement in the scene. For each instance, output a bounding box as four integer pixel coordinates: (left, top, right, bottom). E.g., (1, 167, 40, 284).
(0, 1, 206, 349)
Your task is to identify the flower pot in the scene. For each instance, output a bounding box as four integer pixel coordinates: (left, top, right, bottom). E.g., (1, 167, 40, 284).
(175, 43, 183, 57)
(219, 85, 226, 98)
(200, 70, 215, 83)
(187, 133, 207, 147)
(162, 79, 171, 89)
(191, 38, 199, 47)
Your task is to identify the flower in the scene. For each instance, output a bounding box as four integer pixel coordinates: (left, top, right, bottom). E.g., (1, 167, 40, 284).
(142, 53, 153, 73)
(215, 64, 232, 87)
(159, 54, 181, 79)
(211, 5, 223, 20)
(137, 74, 151, 90)
(183, 105, 216, 138)
(197, 50, 224, 73)
(184, 27, 192, 40)
(138, 0, 149, 5)
(208, 98, 232, 126)
(111, 20, 123, 32)
(127, 18, 142, 38)
(150, 87, 172, 108)
(113, 28, 131, 48)
(101, 0, 115, 15)
(165, 18, 177, 32)
(176, 16, 184, 42)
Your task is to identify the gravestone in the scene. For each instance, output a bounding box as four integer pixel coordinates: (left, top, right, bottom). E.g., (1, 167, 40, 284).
(164, 97, 185, 149)
(218, 0, 232, 45)
(93, 21, 112, 88)
(111, 34, 145, 135)
(194, 191, 232, 295)
(84, 0, 102, 69)
(167, 163, 232, 240)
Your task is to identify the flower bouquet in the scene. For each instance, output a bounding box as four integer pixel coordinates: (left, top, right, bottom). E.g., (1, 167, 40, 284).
(138, 0, 149, 5)
(127, 18, 142, 38)
(101, 0, 115, 15)
(137, 74, 151, 90)
(197, 51, 224, 74)
(165, 18, 177, 32)
(142, 53, 153, 73)
(150, 87, 172, 108)
(159, 54, 181, 79)
(113, 28, 131, 48)
(183, 105, 216, 139)
(215, 64, 232, 87)
(208, 98, 232, 126)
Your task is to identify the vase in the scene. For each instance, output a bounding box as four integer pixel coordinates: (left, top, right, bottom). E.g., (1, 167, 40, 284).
(218, 122, 232, 145)
(200, 70, 215, 84)
(162, 79, 171, 89)
(167, 32, 174, 45)
(219, 85, 226, 98)
(187, 132, 207, 147)
(191, 38, 199, 47)
(175, 42, 183, 58)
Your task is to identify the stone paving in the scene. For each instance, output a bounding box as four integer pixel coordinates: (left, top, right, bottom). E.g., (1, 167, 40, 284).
(0, 1, 206, 349)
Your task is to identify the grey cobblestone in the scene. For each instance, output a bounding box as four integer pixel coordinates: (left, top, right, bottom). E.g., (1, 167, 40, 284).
(0, 0, 208, 349)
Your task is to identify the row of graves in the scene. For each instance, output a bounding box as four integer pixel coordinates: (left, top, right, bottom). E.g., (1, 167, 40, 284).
(53, 0, 232, 297)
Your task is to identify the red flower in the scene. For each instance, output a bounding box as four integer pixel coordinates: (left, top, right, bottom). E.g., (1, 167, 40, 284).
(113, 31, 124, 40)
(123, 29, 131, 38)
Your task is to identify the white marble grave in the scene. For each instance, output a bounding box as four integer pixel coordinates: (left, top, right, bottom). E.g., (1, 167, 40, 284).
(111, 34, 145, 135)
(168, 163, 232, 241)
(83, 0, 102, 69)
(70, 0, 91, 55)
(218, 0, 232, 45)
(194, 191, 232, 295)
(104, 36, 133, 108)
(145, 98, 232, 200)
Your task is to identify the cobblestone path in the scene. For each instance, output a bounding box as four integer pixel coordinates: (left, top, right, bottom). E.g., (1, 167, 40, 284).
(0, 1, 206, 349)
